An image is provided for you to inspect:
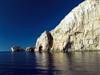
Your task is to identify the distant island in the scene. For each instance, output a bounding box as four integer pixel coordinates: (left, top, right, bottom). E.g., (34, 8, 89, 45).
(11, 46, 35, 53)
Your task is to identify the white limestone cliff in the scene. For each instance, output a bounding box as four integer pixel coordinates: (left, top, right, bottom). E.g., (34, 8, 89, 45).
(35, 31, 53, 52)
(35, 0, 100, 52)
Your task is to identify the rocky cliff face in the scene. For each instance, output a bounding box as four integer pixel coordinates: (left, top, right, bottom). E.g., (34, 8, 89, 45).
(35, 0, 100, 52)
(35, 31, 53, 52)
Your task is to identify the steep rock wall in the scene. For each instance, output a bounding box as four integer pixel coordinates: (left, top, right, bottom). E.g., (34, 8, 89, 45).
(35, 0, 100, 52)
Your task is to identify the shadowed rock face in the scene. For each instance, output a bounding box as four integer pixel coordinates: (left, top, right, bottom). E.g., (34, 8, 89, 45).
(35, 0, 100, 52)
(47, 32, 53, 51)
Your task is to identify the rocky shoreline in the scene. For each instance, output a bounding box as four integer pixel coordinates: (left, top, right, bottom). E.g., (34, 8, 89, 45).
(11, 45, 100, 53)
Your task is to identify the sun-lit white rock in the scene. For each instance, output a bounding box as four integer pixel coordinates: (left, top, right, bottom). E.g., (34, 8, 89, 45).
(35, 0, 100, 52)
(35, 31, 53, 52)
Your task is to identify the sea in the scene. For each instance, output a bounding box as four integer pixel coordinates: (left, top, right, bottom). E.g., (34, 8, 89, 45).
(0, 51, 100, 75)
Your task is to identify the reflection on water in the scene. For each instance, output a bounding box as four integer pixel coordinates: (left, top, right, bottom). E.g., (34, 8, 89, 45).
(0, 52, 100, 75)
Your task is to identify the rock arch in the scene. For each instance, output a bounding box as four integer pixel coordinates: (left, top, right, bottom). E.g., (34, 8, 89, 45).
(35, 31, 53, 52)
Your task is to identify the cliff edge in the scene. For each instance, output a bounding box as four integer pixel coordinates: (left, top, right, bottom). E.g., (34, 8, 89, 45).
(35, 0, 100, 52)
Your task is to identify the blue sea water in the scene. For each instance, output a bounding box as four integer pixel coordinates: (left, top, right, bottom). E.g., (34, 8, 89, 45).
(0, 51, 100, 75)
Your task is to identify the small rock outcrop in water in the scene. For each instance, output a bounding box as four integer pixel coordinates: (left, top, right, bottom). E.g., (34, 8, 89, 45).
(11, 46, 24, 52)
(25, 47, 35, 52)
(35, 0, 100, 52)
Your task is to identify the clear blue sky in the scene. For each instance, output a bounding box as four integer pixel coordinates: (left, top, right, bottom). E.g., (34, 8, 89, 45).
(0, 0, 84, 51)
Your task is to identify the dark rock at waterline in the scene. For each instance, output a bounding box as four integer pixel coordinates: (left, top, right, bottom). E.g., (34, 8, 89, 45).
(11, 46, 24, 52)
(25, 47, 35, 53)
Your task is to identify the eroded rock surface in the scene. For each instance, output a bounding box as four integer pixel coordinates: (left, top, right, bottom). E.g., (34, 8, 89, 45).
(35, 0, 100, 52)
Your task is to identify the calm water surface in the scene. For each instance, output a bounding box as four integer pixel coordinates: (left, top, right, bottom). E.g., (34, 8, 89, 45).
(0, 51, 100, 75)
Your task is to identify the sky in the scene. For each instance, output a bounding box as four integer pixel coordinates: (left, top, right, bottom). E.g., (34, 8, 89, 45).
(0, 0, 84, 51)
